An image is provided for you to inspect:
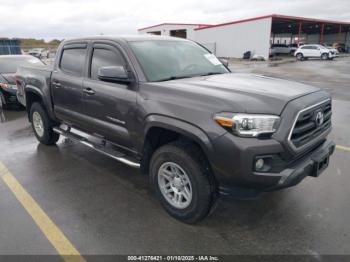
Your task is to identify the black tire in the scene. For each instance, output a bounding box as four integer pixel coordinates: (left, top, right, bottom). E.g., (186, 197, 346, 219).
(296, 53, 304, 61)
(0, 91, 8, 109)
(321, 53, 328, 60)
(150, 140, 215, 224)
(30, 102, 59, 145)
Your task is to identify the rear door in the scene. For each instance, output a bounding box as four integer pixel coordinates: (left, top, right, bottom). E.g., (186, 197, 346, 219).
(274, 44, 282, 54)
(301, 46, 312, 57)
(82, 42, 137, 149)
(51, 43, 87, 125)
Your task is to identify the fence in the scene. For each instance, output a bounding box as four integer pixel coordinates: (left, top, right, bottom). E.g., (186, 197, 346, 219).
(0, 39, 22, 55)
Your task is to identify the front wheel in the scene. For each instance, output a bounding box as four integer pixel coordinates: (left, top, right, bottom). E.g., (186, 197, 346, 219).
(150, 141, 215, 224)
(321, 53, 329, 60)
(30, 102, 59, 145)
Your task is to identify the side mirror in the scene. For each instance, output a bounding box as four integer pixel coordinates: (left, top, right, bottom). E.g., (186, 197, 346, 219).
(218, 58, 229, 68)
(98, 66, 132, 83)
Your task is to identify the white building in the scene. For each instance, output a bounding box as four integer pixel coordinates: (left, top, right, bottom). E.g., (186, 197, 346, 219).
(138, 14, 350, 60)
(195, 16, 272, 59)
(138, 23, 212, 41)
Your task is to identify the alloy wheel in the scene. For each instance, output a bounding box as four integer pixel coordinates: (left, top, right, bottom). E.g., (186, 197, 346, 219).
(158, 162, 193, 209)
(32, 111, 44, 137)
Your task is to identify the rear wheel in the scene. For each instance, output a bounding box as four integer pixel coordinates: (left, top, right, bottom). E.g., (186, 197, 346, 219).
(321, 53, 329, 60)
(150, 141, 215, 224)
(296, 53, 304, 61)
(30, 102, 59, 145)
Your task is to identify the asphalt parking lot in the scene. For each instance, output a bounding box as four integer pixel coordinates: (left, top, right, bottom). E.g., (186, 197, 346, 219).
(0, 57, 350, 258)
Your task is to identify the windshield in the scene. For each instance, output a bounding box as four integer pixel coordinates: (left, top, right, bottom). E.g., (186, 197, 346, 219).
(0, 56, 45, 73)
(129, 40, 229, 82)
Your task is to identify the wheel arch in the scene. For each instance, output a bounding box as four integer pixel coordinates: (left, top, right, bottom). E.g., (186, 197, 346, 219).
(140, 115, 215, 175)
(25, 86, 55, 122)
(25, 87, 44, 121)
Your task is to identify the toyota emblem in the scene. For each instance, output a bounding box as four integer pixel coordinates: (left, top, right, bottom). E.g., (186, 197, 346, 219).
(315, 111, 324, 126)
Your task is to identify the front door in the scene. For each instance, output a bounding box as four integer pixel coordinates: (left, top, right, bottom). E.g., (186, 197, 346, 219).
(309, 46, 321, 57)
(82, 43, 137, 149)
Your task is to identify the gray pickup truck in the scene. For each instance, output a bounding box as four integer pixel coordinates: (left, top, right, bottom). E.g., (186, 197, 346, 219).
(16, 36, 335, 223)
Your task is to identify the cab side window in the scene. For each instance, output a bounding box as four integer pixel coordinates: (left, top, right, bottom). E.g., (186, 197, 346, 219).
(90, 48, 126, 80)
(60, 48, 86, 76)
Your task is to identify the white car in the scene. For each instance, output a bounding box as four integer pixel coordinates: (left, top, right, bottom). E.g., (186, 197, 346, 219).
(294, 44, 336, 61)
(28, 48, 50, 59)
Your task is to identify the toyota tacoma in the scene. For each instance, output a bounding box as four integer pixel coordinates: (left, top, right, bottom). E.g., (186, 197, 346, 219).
(16, 36, 335, 223)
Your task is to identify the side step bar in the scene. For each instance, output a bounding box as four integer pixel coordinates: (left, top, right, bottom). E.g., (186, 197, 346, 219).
(53, 127, 140, 168)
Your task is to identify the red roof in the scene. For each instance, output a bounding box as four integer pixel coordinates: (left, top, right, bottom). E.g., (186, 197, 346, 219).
(271, 14, 350, 25)
(194, 14, 350, 31)
(138, 23, 213, 31)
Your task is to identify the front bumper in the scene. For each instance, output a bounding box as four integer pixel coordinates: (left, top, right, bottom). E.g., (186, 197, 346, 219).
(263, 140, 335, 191)
(215, 138, 335, 198)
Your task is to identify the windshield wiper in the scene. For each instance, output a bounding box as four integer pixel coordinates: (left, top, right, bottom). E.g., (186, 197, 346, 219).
(156, 72, 224, 82)
(200, 72, 224, 76)
(156, 75, 194, 82)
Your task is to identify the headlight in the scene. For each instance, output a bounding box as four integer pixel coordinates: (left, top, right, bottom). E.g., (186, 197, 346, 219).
(214, 113, 280, 137)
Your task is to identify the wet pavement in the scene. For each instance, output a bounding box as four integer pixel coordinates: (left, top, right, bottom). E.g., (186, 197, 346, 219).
(0, 57, 350, 256)
(230, 56, 350, 101)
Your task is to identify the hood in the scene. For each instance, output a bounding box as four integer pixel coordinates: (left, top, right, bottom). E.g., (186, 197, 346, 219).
(152, 73, 320, 115)
(0, 73, 16, 85)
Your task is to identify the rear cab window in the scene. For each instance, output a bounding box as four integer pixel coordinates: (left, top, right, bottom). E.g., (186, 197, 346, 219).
(59, 45, 87, 76)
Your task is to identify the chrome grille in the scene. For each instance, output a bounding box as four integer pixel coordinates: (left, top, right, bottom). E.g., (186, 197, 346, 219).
(289, 100, 332, 150)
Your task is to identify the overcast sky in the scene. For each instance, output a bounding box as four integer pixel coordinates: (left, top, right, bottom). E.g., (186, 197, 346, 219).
(0, 0, 349, 40)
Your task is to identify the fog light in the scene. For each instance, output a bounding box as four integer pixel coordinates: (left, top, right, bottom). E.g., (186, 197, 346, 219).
(255, 158, 265, 170)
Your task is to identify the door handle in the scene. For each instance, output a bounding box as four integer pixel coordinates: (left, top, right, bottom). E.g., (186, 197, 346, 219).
(52, 81, 61, 88)
(83, 87, 96, 95)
